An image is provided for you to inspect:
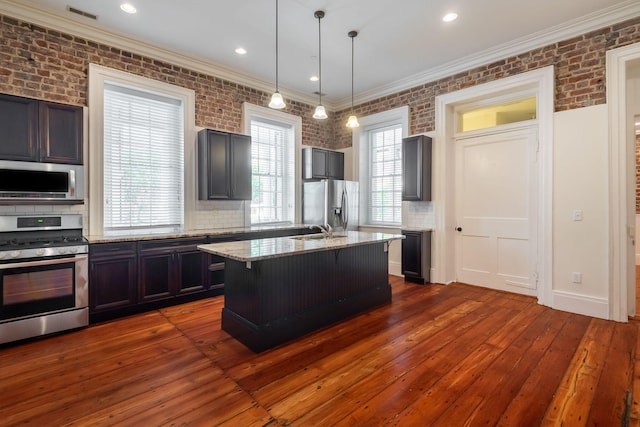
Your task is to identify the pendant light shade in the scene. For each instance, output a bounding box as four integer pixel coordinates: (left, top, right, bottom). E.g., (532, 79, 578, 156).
(269, 91, 285, 109)
(313, 10, 327, 120)
(313, 105, 328, 120)
(346, 30, 359, 128)
(269, 0, 286, 109)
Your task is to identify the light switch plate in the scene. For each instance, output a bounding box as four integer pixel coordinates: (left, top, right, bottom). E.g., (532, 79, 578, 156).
(572, 210, 583, 221)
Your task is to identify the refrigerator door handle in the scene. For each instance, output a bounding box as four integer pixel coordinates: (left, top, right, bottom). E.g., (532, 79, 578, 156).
(341, 187, 349, 230)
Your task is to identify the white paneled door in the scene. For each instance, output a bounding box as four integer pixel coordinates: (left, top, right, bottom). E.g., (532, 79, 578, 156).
(454, 126, 538, 296)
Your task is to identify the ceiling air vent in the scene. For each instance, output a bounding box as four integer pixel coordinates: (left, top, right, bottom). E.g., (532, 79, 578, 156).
(67, 6, 98, 20)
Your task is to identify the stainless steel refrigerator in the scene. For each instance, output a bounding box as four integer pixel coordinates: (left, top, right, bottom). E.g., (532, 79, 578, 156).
(302, 180, 359, 231)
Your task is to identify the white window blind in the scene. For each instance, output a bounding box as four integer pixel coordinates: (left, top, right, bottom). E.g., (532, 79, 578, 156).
(103, 82, 184, 234)
(250, 118, 294, 224)
(367, 124, 403, 225)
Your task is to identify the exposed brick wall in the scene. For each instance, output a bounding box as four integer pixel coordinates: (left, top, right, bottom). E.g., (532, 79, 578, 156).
(0, 15, 335, 148)
(334, 16, 640, 149)
(1, 14, 639, 151)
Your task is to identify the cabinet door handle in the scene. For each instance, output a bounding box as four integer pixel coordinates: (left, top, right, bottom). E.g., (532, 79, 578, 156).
(456, 227, 462, 232)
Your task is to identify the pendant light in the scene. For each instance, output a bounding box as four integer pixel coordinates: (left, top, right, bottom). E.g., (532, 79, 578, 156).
(312, 10, 328, 120)
(345, 30, 360, 128)
(268, 0, 286, 109)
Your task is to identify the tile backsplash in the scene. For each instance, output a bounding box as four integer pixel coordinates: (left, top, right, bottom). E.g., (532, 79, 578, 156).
(402, 201, 434, 229)
(191, 200, 249, 230)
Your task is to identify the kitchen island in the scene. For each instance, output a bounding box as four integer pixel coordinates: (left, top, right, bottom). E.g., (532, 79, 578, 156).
(198, 231, 403, 352)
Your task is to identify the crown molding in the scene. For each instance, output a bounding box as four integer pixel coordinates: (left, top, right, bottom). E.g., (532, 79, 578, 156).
(0, 0, 320, 107)
(333, 0, 640, 110)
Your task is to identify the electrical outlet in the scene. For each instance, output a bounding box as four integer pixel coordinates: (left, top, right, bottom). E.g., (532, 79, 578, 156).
(571, 272, 582, 284)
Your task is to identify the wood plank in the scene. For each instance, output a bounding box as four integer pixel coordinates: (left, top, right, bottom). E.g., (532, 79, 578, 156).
(541, 318, 614, 425)
(587, 321, 637, 425)
(232, 287, 469, 394)
(498, 313, 592, 425)
(0, 279, 637, 426)
(258, 297, 488, 416)
(632, 319, 640, 424)
(307, 300, 524, 426)
(392, 303, 562, 425)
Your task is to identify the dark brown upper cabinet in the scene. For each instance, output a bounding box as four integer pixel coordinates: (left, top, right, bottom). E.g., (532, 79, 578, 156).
(402, 135, 432, 201)
(0, 93, 83, 164)
(198, 129, 252, 200)
(302, 147, 344, 180)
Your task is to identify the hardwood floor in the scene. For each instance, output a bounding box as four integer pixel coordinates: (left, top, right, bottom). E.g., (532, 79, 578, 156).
(2, 276, 639, 426)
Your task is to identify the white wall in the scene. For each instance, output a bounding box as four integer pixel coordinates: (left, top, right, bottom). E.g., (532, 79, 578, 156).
(636, 214, 640, 265)
(552, 104, 609, 317)
(630, 65, 640, 265)
(338, 147, 353, 181)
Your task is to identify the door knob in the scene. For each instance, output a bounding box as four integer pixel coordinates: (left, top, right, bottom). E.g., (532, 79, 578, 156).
(456, 227, 462, 232)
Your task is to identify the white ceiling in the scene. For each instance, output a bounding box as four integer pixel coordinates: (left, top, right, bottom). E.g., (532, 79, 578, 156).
(1, 0, 639, 109)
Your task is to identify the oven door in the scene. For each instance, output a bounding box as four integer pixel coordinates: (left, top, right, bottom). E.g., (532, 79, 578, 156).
(0, 254, 88, 321)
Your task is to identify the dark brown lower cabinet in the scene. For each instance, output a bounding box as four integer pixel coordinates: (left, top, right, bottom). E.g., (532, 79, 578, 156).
(89, 242, 138, 320)
(138, 238, 209, 303)
(89, 228, 314, 323)
(401, 230, 431, 284)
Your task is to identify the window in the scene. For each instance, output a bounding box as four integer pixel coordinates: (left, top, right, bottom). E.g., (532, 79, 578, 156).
(354, 106, 409, 227)
(368, 124, 403, 225)
(242, 103, 302, 225)
(458, 96, 537, 133)
(88, 64, 196, 237)
(250, 118, 294, 223)
(103, 83, 184, 234)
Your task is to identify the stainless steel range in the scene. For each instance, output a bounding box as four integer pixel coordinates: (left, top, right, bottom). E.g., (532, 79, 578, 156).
(0, 214, 88, 345)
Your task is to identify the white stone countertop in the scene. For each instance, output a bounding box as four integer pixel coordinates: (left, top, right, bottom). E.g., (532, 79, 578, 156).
(86, 223, 312, 244)
(197, 231, 405, 262)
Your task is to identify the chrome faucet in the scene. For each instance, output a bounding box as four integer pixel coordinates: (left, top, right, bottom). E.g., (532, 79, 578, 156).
(309, 223, 333, 239)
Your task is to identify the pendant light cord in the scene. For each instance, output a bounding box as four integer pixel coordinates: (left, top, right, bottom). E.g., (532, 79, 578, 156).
(275, 0, 279, 92)
(317, 12, 322, 105)
(351, 35, 354, 109)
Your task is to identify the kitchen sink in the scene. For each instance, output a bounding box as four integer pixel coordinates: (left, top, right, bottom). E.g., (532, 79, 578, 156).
(290, 233, 347, 240)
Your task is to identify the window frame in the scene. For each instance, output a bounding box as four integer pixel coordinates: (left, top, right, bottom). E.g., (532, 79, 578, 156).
(352, 106, 409, 228)
(242, 102, 302, 225)
(88, 64, 196, 237)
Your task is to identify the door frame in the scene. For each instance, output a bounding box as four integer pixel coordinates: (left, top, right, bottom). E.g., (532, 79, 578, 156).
(607, 42, 640, 322)
(433, 66, 554, 306)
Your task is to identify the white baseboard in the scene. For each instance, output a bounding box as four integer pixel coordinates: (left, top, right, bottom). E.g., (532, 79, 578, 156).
(552, 290, 609, 320)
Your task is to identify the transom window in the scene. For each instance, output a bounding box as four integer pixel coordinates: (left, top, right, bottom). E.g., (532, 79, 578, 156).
(458, 96, 537, 132)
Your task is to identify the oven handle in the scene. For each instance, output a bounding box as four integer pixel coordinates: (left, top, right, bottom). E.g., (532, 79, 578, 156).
(0, 254, 87, 269)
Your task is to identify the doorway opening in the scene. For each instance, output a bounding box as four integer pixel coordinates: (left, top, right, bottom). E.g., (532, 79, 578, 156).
(607, 43, 640, 322)
(630, 112, 640, 316)
(433, 66, 554, 306)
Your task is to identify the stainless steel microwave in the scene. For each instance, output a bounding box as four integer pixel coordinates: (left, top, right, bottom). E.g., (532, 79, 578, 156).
(0, 160, 84, 202)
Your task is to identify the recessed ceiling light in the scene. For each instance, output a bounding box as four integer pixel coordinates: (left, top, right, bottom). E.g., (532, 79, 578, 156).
(442, 12, 458, 22)
(120, 3, 137, 14)
(235, 47, 247, 55)
(309, 75, 319, 82)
